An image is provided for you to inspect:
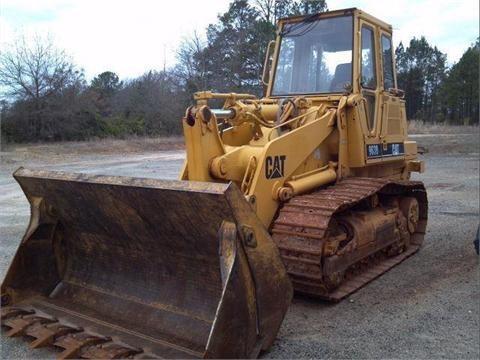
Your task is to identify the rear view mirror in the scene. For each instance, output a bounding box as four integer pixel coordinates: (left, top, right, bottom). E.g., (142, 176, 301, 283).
(262, 40, 276, 86)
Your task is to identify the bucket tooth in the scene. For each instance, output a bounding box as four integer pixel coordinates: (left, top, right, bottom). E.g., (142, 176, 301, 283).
(4, 314, 56, 337)
(1, 307, 34, 321)
(133, 353, 159, 359)
(54, 332, 111, 360)
(80, 342, 143, 359)
(27, 322, 82, 348)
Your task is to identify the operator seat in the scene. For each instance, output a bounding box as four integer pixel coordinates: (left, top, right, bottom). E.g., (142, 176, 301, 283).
(330, 63, 352, 92)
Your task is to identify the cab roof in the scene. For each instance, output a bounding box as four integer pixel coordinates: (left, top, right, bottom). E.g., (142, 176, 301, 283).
(279, 8, 393, 33)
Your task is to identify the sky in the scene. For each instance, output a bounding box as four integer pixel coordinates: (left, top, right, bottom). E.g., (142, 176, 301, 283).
(1, 0, 478, 81)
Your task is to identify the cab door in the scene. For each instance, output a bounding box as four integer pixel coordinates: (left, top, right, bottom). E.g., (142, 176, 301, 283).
(359, 22, 379, 135)
(346, 20, 381, 168)
(359, 21, 388, 164)
(361, 26, 406, 165)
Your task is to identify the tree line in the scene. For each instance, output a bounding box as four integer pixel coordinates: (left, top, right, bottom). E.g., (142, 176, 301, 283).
(1, 0, 478, 143)
(396, 37, 479, 125)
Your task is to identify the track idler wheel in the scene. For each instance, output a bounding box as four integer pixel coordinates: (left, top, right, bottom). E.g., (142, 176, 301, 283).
(323, 271, 345, 291)
(400, 197, 420, 234)
(387, 196, 420, 257)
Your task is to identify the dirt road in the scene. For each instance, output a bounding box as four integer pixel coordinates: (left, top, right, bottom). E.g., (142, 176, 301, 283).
(1, 134, 478, 359)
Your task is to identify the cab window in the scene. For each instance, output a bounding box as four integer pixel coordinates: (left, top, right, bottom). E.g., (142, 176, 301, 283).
(361, 26, 376, 89)
(381, 35, 395, 89)
(272, 15, 353, 95)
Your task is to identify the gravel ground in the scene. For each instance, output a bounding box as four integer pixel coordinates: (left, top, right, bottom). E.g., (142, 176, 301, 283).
(1, 134, 479, 359)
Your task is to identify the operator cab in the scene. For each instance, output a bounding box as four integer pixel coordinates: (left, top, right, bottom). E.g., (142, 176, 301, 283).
(268, 8, 398, 100)
(267, 8, 410, 169)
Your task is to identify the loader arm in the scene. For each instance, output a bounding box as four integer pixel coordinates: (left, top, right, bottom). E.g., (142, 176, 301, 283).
(181, 93, 340, 227)
(243, 108, 337, 226)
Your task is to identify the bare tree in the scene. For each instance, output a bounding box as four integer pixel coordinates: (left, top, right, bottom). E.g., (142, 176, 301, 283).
(253, 0, 328, 24)
(253, 0, 276, 23)
(0, 35, 83, 101)
(174, 32, 208, 93)
(0, 34, 85, 139)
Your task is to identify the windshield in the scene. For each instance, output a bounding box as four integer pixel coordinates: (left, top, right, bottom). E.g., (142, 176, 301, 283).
(272, 15, 353, 96)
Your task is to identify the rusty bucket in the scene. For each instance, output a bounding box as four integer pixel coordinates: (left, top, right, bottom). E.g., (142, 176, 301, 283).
(1, 168, 292, 359)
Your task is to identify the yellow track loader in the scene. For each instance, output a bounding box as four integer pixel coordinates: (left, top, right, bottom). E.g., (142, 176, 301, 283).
(2, 8, 427, 359)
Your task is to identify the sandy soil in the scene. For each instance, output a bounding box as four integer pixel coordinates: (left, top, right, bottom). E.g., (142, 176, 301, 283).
(0, 133, 479, 359)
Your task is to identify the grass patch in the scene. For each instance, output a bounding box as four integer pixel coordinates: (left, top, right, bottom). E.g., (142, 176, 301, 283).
(408, 120, 479, 134)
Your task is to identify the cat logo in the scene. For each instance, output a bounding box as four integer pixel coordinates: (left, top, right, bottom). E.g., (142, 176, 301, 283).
(265, 155, 286, 179)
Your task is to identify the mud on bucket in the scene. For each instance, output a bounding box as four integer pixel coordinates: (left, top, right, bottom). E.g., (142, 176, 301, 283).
(1, 168, 292, 359)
